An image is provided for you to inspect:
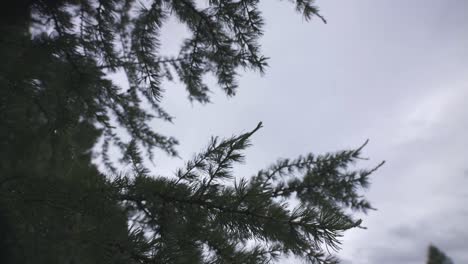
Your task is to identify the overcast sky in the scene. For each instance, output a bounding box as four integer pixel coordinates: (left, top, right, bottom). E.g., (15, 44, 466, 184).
(118, 1, 468, 263)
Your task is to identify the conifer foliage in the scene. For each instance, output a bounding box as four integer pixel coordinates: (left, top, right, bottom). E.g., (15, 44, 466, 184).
(0, 0, 382, 263)
(2, 0, 326, 168)
(427, 245, 454, 264)
(120, 123, 383, 263)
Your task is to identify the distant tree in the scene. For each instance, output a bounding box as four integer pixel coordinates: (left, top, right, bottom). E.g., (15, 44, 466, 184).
(0, 0, 383, 263)
(427, 245, 454, 264)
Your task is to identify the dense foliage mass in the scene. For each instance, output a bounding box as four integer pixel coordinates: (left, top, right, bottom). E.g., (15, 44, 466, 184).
(0, 0, 381, 263)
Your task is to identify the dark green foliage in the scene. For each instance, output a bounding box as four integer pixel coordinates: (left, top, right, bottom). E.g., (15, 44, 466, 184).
(427, 245, 454, 264)
(118, 123, 383, 263)
(2, 0, 326, 170)
(0, 0, 383, 263)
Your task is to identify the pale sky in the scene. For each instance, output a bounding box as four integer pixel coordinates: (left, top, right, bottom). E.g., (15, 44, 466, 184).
(111, 1, 468, 263)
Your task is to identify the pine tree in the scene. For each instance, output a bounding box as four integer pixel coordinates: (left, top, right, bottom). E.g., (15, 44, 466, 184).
(427, 245, 454, 264)
(0, 0, 383, 263)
